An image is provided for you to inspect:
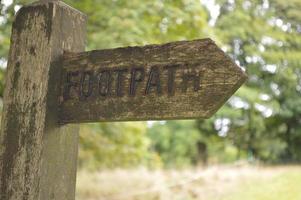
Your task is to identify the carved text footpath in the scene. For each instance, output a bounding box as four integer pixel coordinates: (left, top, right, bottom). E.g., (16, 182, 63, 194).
(63, 65, 202, 101)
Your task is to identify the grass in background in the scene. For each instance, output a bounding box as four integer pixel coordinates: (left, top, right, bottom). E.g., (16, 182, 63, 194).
(222, 166, 301, 200)
(76, 165, 301, 200)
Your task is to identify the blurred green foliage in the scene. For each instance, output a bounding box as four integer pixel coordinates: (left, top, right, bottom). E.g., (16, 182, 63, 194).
(215, 0, 301, 162)
(79, 122, 162, 170)
(147, 121, 201, 167)
(0, 0, 300, 168)
(64, 0, 211, 49)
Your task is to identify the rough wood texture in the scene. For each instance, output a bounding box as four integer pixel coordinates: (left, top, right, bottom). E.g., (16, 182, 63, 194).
(0, 1, 86, 199)
(60, 39, 247, 123)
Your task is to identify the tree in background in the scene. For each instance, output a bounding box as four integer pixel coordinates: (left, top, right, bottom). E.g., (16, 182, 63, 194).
(268, 0, 301, 162)
(215, 0, 301, 162)
(147, 121, 201, 168)
(79, 122, 162, 170)
(65, 0, 211, 49)
(0, 0, 300, 167)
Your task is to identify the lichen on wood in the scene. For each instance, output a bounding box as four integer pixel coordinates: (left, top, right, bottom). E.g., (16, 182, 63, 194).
(0, 1, 86, 199)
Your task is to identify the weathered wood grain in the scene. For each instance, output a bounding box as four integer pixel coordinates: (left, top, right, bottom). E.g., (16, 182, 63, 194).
(0, 1, 86, 199)
(60, 39, 247, 123)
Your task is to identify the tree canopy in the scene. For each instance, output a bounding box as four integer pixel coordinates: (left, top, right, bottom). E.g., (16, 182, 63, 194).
(0, 0, 300, 168)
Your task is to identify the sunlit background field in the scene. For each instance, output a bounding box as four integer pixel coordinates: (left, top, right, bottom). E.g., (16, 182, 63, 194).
(1, 0, 301, 199)
(76, 165, 301, 200)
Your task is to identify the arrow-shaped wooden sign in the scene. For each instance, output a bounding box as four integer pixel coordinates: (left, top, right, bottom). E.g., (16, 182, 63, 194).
(59, 38, 247, 123)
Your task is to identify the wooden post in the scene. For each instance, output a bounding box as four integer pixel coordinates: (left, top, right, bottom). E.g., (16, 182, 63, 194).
(0, 1, 86, 199)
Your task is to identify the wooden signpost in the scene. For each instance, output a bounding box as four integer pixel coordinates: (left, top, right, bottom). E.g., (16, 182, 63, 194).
(0, 0, 247, 200)
(60, 39, 246, 123)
